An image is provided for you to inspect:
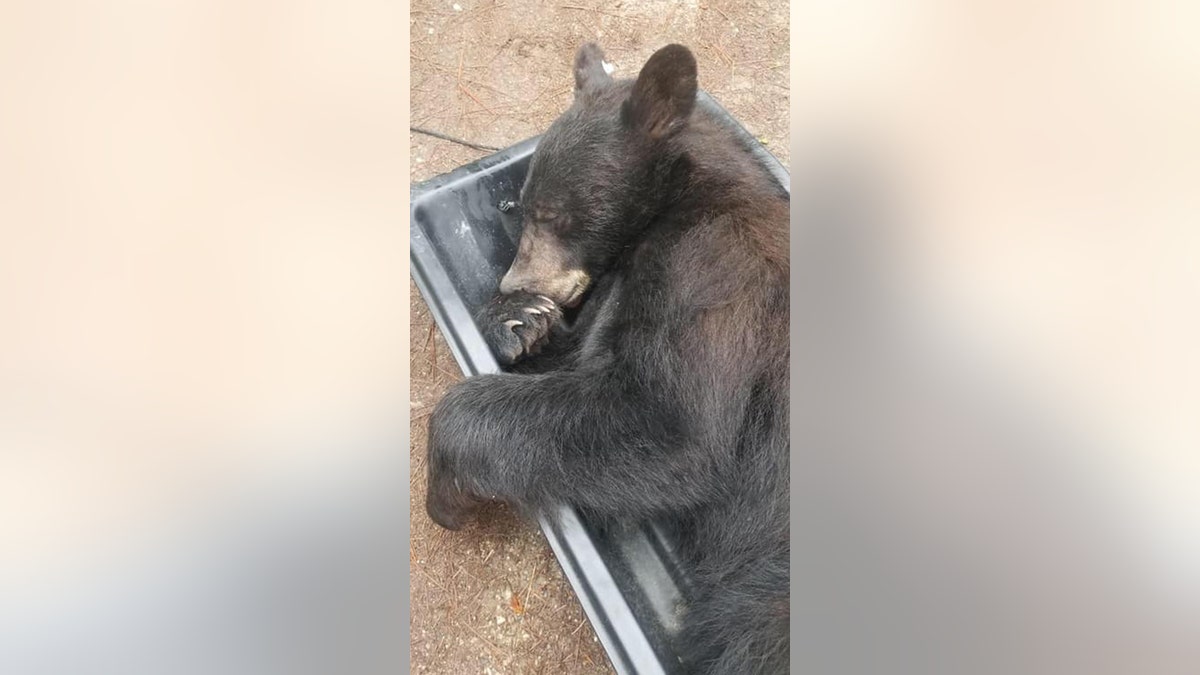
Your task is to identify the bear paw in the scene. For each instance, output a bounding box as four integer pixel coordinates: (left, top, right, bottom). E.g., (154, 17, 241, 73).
(476, 290, 562, 366)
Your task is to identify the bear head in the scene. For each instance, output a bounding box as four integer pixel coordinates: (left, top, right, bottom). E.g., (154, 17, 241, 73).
(499, 43, 699, 307)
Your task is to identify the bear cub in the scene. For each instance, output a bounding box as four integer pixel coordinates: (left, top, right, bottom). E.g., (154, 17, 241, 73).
(426, 43, 790, 674)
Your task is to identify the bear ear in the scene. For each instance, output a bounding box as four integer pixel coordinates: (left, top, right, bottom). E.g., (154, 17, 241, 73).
(624, 44, 697, 139)
(574, 42, 612, 96)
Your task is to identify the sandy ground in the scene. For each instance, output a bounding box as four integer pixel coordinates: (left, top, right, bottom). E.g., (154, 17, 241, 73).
(409, 1, 788, 672)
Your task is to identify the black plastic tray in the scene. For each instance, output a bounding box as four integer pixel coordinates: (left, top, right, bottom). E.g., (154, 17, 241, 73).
(411, 91, 788, 675)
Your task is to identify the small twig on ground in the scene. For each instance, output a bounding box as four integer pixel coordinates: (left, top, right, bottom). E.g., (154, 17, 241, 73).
(428, 322, 439, 376)
(712, 42, 734, 67)
(424, 321, 436, 352)
(460, 621, 506, 655)
(458, 82, 501, 116)
(522, 559, 541, 614)
(415, 565, 449, 593)
(558, 4, 622, 19)
(410, 456, 425, 488)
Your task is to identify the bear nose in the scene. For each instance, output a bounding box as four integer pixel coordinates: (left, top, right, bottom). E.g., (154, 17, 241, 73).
(498, 269, 526, 295)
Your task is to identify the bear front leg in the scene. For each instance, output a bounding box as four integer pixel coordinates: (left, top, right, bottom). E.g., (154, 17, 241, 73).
(425, 369, 726, 528)
(424, 373, 555, 529)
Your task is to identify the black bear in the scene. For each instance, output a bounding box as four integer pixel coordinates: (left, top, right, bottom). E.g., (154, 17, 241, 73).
(425, 43, 789, 674)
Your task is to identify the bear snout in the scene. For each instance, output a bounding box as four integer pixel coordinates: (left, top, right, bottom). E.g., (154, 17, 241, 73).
(499, 266, 589, 307)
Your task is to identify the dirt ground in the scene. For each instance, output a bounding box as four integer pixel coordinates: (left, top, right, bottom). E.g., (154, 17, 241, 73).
(409, 1, 789, 672)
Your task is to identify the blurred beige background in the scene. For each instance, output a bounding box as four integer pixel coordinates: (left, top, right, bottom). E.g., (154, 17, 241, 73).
(793, 0, 1199, 581)
(790, 4, 1198, 672)
(0, 0, 405, 616)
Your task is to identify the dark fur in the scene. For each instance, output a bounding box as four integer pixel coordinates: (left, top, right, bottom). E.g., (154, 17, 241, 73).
(427, 44, 789, 674)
